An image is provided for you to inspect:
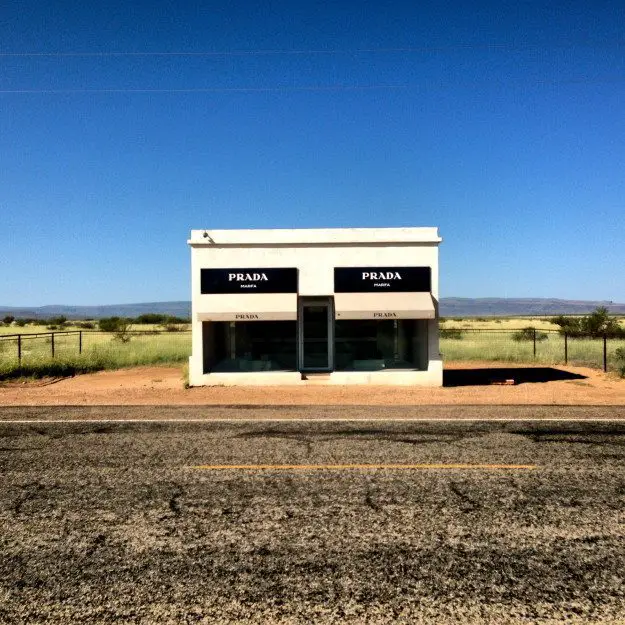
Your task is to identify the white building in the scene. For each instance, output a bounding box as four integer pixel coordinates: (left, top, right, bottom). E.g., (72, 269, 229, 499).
(188, 227, 442, 386)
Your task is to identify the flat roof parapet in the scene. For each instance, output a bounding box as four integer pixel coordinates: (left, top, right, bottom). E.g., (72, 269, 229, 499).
(188, 227, 442, 246)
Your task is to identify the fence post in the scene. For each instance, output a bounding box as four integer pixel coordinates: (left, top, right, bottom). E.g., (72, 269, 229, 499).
(17, 334, 22, 363)
(79, 331, 82, 354)
(564, 332, 568, 365)
(533, 328, 537, 358)
(603, 334, 607, 372)
(51, 332, 55, 358)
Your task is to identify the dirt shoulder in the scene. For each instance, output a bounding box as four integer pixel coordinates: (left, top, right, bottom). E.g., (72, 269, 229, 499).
(0, 361, 623, 406)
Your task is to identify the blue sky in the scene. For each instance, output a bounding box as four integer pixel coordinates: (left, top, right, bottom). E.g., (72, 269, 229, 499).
(1, 0, 624, 305)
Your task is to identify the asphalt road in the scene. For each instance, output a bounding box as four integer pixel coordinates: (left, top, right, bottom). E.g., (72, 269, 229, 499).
(0, 404, 624, 421)
(1, 415, 624, 624)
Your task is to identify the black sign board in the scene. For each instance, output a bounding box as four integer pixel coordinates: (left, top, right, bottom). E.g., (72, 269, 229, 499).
(334, 267, 431, 293)
(201, 268, 298, 294)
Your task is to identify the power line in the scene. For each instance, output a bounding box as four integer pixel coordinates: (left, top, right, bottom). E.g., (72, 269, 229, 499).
(0, 85, 408, 94)
(1, 41, 624, 58)
(1, 76, 623, 94)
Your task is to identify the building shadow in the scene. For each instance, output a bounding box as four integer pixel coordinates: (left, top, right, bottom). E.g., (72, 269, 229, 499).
(443, 367, 587, 387)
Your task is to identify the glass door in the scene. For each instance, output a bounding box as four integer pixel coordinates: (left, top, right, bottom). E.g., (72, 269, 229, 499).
(299, 298, 333, 372)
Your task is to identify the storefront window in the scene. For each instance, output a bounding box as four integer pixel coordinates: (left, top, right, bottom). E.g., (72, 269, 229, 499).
(334, 319, 427, 371)
(205, 321, 297, 372)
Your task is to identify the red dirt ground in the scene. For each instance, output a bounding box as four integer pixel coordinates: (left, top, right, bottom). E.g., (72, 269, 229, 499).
(0, 361, 623, 405)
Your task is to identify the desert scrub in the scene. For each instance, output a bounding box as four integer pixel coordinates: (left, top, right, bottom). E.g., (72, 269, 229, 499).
(551, 307, 625, 338)
(512, 327, 548, 342)
(440, 328, 464, 339)
(616, 348, 625, 377)
(0, 355, 109, 380)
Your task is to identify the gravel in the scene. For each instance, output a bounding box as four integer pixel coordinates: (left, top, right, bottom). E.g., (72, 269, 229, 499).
(1, 362, 624, 406)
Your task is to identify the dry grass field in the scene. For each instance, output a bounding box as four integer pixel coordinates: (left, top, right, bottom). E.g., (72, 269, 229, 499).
(440, 316, 625, 330)
(0, 323, 191, 336)
(0, 416, 624, 624)
(2, 317, 621, 335)
(0, 327, 191, 378)
(1, 317, 624, 378)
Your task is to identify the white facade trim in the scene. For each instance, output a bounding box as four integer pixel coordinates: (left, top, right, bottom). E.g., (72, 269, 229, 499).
(189, 227, 441, 246)
(196, 293, 297, 321)
(334, 292, 435, 320)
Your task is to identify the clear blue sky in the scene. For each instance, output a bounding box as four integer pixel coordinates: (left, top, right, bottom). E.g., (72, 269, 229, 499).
(1, 0, 624, 306)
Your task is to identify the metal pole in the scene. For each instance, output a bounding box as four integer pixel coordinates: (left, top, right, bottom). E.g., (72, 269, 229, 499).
(51, 332, 55, 358)
(393, 319, 399, 361)
(533, 328, 536, 358)
(603, 334, 607, 372)
(564, 332, 568, 365)
(79, 331, 82, 354)
(17, 334, 21, 362)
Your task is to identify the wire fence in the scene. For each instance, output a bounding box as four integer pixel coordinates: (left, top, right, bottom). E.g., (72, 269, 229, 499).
(440, 328, 625, 373)
(0, 330, 192, 376)
(0, 327, 624, 376)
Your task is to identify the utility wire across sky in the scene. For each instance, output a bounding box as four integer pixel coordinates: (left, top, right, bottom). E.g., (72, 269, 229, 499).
(1, 40, 624, 57)
(1, 76, 623, 95)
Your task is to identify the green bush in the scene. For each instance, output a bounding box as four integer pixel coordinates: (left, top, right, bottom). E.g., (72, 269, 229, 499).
(99, 317, 125, 332)
(551, 307, 625, 338)
(512, 327, 548, 342)
(135, 313, 169, 324)
(440, 328, 464, 340)
(14, 319, 27, 327)
(162, 323, 183, 332)
(2, 315, 15, 325)
(99, 317, 133, 342)
(47, 316, 67, 328)
(135, 314, 190, 324)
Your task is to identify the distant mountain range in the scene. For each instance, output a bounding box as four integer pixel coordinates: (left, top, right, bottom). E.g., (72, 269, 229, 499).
(1, 298, 624, 319)
(0, 302, 192, 320)
(440, 298, 625, 317)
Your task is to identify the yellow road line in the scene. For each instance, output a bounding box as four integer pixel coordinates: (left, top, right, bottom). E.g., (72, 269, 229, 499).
(190, 463, 537, 470)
